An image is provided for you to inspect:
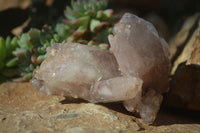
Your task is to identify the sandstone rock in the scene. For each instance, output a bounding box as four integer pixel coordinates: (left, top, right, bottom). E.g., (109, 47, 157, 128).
(166, 13, 200, 111)
(169, 13, 199, 61)
(170, 13, 200, 74)
(0, 0, 30, 11)
(1, 82, 200, 133)
(0, 82, 140, 133)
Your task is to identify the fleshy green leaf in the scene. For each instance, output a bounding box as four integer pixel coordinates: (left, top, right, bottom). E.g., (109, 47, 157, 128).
(5, 57, 18, 67)
(65, 6, 78, 21)
(0, 37, 6, 61)
(55, 23, 70, 37)
(90, 19, 101, 32)
(74, 16, 90, 27)
(28, 29, 40, 44)
(5, 36, 11, 52)
(17, 33, 33, 52)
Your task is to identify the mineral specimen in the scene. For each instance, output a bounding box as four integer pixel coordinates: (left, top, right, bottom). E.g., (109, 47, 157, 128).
(32, 13, 170, 124)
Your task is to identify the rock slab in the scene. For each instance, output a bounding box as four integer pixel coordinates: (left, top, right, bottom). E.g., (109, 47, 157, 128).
(166, 13, 200, 111)
(0, 82, 200, 133)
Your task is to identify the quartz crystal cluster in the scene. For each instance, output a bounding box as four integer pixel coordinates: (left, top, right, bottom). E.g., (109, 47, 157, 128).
(32, 13, 170, 124)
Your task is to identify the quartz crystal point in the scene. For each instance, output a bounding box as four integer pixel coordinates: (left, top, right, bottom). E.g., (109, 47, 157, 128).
(32, 13, 170, 124)
(109, 13, 170, 123)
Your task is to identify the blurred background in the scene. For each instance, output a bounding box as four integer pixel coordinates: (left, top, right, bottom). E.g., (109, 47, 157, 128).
(0, 0, 200, 40)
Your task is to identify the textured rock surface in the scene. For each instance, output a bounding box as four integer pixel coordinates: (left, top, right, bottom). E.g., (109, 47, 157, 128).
(32, 13, 170, 124)
(170, 13, 200, 74)
(169, 13, 199, 61)
(1, 82, 200, 133)
(0, 82, 140, 133)
(165, 13, 200, 111)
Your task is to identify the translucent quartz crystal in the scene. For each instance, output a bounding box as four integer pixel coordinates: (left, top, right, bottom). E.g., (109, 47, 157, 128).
(32, 13, 170, 124)
(109, 13, 170, 123)
(109, 13, 169, 93)
(32, 43, 143, 102)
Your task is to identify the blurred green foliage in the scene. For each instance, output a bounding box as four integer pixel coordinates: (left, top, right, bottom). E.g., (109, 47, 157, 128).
(0, 0, 116, 83)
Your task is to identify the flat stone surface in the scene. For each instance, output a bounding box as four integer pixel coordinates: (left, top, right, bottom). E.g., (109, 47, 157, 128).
(0, 82, 200, 133)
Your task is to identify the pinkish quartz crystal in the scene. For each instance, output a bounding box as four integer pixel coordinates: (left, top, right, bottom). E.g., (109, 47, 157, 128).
(32, 13, 170, 124)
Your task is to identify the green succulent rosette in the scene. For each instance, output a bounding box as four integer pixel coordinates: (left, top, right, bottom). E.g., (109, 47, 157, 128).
(55, 0, 115, 49)
(13, 27, 61, 81)
(0, 36, 19, 83)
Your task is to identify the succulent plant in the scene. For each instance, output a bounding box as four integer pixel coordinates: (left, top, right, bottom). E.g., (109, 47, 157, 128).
(55, 0, 115, 49)
(0, 36, 19, 83)
(13, 27, 61, 81)
(0, 0, 116, 83)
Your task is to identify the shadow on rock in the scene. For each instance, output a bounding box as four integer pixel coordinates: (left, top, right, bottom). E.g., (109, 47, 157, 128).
(154, 106, 200, 126)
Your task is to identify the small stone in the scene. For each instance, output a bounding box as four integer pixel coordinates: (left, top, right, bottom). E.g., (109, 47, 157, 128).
(54, 113, 80, 119)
